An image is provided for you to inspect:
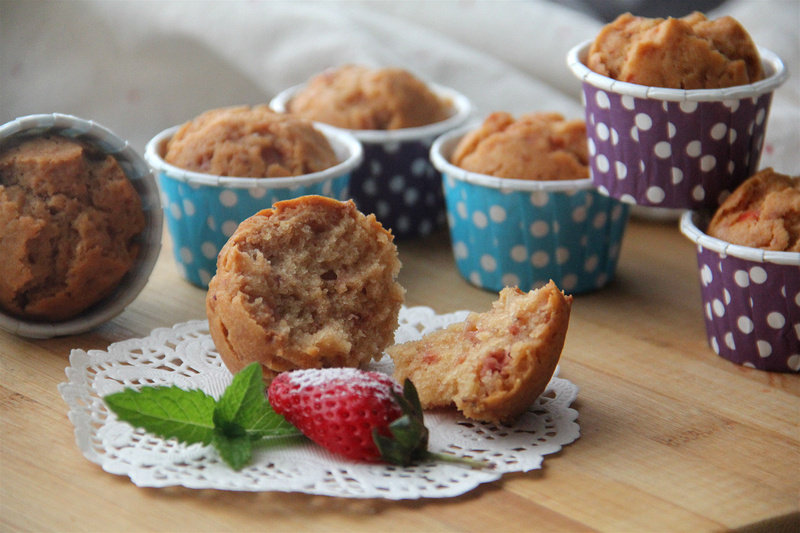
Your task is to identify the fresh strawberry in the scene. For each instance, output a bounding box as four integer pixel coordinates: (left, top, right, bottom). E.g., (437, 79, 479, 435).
(268, 368, 429, 465)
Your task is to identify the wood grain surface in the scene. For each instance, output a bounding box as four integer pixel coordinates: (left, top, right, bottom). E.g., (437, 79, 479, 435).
(2, 218, 798, 532)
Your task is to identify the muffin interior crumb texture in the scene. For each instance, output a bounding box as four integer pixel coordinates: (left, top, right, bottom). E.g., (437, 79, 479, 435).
(587, 11, 763, 89)
(164, 105, 338, 177)
(288, 64, 453, 130)
(0, 135, 145, 321)
(388, 281, 572, 424)
(707, 168, 800, 252)
(206, 196, 404, 382)
(451, 111, 589, 180)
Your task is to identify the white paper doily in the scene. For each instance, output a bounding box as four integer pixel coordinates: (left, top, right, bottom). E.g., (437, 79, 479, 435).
(59, 306, 580, 499)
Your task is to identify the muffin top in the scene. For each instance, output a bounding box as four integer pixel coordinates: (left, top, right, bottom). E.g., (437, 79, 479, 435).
(587, 12, 763, 89)
(164, 105, 338, 178)
(451, 112, 589, 181)
(707, 168, 800, 252)
(0, 134, 145, 321)
(287, 64, 452, 130)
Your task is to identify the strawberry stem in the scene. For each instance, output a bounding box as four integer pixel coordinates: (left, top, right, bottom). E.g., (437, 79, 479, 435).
(426, 451, 494, 470)
(373, 379, 493, 470)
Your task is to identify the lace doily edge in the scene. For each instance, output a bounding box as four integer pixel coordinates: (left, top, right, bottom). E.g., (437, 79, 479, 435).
(57, 312, 581, 496)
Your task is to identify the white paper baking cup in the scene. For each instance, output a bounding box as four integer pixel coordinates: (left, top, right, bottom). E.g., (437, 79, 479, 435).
(0, 113, 163, 338)
(271, 82, 472, 238)
(145, 122, 362, 287)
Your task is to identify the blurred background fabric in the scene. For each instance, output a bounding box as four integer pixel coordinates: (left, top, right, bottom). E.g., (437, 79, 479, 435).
(2, 0, 798, 173)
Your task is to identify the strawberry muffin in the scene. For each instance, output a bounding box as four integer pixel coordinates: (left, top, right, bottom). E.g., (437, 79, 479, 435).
(388, 281, 572, 424)
(163, 105, 338, 178)
(587, 12, 763, 89)
(451, 111, 589, 181)
(285, 64, 453, 130)
(206, 195, 404, 383)
(0, 134, 145, 321)
(707, 168, 800, 252)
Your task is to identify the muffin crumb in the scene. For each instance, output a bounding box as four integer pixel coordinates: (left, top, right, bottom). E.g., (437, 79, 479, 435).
(389, 281, 572, 424)
(206, 195, 405, 383)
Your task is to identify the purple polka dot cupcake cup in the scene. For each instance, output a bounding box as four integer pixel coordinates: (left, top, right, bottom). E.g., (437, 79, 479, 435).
(145, 123, 362, 288)
(680, 211, 799, 373)
(567, 41, 788, 209)
(271, 84, 472, 238)
(431, 127, 630, 295)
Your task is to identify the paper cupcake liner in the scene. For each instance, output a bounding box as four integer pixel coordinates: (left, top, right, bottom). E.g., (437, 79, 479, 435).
(145, 123, 361, 288)
(681, 211, 800, 372)
(271, 83, 472, 238)
(432, 128, 630, 294)
(567, 42, 788, 209)
(0, 113, 163, 338)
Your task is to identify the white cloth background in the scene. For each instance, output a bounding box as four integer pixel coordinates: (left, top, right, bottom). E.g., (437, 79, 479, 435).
(2, 0, 798, 172)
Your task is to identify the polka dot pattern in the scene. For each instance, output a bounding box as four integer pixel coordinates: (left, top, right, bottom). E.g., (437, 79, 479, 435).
(158, 172, 351, 288)
(582, 84, 774, 209)
(442, 177, 630, 294)
(696, 246, 800, 372)
(349, 138, 445, 239)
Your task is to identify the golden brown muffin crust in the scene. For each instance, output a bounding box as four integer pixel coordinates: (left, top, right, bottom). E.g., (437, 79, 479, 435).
(164, 105, 338, 177)
(451, 112, 589, 181)
(707, 168, 800, 252)
(287, 65, 452, 130)
(0, 135, 145, 321)
(206, 195, 405, 383)
(587, 12, 763, 89)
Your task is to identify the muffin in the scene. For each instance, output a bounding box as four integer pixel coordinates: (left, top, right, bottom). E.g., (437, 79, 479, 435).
(567, 13, 788, 209)
(680, 169, 800, 373)
(587, 12, 763, 89)
(163, 105, 338, 177)
(206, 195, 404, 383)
(432, 118, 629, 295)
(145, 110, 362, 288)
(707, 168, 799, 252)
(285, 64, 452, 130)
(0, 134, 145, 321)
(451, 112, 589, 180)
(388, 281, 572, 424)
(271, 66, 472, 239)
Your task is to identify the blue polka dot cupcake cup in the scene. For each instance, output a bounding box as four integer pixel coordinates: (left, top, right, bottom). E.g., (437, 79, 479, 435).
(567, 42, 788, 210)
(681, 211, 799, 373)
(0, 113, 163, 338)
(431, 127, 630, 295)
(271, 84, 471, 238)
(145, 123, 362, 288)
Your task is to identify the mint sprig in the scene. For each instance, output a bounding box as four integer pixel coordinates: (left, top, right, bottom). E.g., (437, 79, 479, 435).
(104, 363, 302, 470)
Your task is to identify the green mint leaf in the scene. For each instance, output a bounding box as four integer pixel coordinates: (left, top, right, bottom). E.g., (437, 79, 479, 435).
(104, 386, 215, 445)
(213, 429, 252, 471)
(104, 363, 303, 471)
(214, 363, 264, 425)
(215, 363, 302, 440)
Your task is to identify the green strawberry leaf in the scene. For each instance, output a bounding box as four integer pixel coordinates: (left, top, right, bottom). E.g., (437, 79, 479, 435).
(104, 386, 216, 445)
